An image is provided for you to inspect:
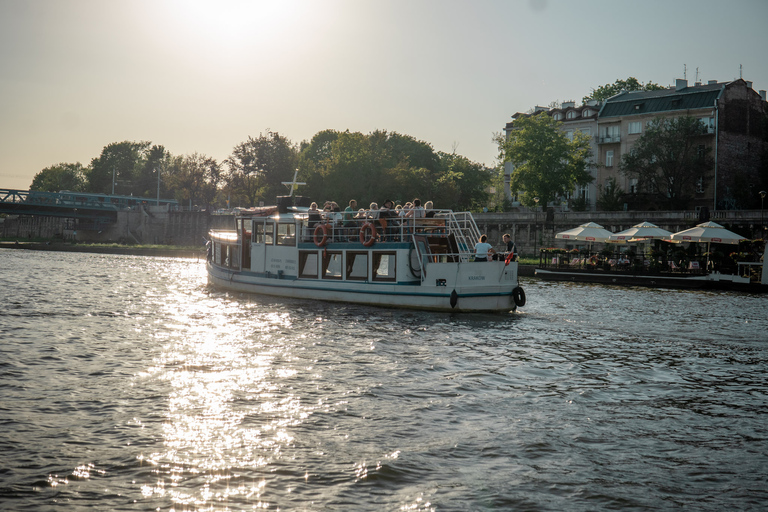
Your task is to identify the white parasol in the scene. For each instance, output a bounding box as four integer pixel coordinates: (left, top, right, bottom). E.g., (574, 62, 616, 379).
(667, 221, 747, 245)
(667, 221, 747, 270)
(555, 222, 615, 243)
(609, 221, 672, 242)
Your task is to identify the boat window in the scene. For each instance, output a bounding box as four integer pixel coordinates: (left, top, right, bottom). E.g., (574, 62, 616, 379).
(276, 223, 296, 246)
(214, 242, 222, 265)
(253, 221, 274, 245)
(372, 252, 396, 281)
(346, 252, 368, 280)
(299, 251, 319, 278)
(322, 251, 343, 280)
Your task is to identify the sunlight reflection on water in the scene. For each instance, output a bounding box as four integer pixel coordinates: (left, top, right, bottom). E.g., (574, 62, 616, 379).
(1, 251, 766, 511)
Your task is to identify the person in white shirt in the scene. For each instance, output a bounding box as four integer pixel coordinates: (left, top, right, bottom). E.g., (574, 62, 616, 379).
(474, 234, 495, 262)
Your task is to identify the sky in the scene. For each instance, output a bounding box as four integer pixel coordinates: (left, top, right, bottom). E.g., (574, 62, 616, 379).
(1, 0, 767, 191)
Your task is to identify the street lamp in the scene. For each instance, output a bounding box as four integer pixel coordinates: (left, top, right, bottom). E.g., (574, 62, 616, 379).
(534, 197, 540, 261)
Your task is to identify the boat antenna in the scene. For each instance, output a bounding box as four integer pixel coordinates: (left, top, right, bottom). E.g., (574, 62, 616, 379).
(281, 169, 306, 197)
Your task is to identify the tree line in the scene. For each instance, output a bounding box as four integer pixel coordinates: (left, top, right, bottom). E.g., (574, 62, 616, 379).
(29, 130, 497, 212)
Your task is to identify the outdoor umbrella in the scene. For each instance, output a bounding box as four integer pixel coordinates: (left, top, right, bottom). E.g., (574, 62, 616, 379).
(609, 221, 672, 242)
(667, 221, 747, 270)
(555, 222, 614, 243)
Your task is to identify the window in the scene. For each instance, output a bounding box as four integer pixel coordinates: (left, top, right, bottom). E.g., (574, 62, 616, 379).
(580, 127, 592, 137)
(697, 144, 706, 159)
(583, 109, 592, 117)
(699, 117, 715, 133)
(628, 121, 642, 134)
(372, 252, 397, 281)
(566, 111, 577, 119)
(299, 251, 319, 278)
(322, 251, 343, 280)
(553, 113, 563, 121)
(599, 125, 620, 142)
(605, 150, 614, 167)
(346, 252, 369, 280)
(696, 177, 705, 194)
(276, 223, 296, 246)
(253, 222, 274, 244)
(629, 178, 638, 194)
(565, 130, 574, 141)
(577, 185, 589, 200)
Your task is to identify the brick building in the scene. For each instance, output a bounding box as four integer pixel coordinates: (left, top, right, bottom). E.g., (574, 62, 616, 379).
(504, 78, 768, 212)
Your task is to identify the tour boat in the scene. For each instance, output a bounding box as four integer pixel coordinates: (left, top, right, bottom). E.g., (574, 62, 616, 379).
(207, 197, 525, 313)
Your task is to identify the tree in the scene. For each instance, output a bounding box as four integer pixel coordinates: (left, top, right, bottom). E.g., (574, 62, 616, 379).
(87, 141, 152, 195)
(619, 116, 714, 210)
(596, 177, 624, 211)
(583, 77, 664, 103)
(225, 132, 298, 206)
(166, 153, 222, 209)
(497, 113, 593, 207)
(29, 162, 87, 192)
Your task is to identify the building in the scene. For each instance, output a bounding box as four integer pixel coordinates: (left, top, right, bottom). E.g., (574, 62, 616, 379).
(503, 78, 767, 212)
(598, 78, 767, 212)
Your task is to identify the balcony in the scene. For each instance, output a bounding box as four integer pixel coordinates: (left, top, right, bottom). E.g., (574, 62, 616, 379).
(598, 135, 621, 144)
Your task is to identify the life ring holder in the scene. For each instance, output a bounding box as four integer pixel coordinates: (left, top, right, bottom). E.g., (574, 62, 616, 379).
(359, 222, 377, 247)
(504, 252, 515, 265)
(313, 224, 329, 247)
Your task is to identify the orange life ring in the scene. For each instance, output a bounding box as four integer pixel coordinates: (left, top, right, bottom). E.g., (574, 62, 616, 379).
(504, 252, 514, 265)
(359, 222, 377, 246)
(313, 224, 329, 247)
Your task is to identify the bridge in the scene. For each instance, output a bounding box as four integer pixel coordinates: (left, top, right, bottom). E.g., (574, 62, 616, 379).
(0, 189, 179, 229)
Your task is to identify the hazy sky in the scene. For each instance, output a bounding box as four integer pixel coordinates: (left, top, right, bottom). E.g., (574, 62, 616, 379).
(1, 0, 767, 191)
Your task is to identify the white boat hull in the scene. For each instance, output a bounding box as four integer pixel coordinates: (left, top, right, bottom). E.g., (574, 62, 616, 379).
(208, 260, 520, 313)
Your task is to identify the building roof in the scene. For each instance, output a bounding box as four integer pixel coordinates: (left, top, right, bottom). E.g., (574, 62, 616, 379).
(598, 81, 729, 118)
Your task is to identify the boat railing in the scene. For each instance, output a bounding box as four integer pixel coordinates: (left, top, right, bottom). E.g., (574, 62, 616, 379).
(298, 209, 480, 255)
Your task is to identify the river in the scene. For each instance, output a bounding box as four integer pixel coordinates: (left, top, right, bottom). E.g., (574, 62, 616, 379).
(1, 249, 766, 511)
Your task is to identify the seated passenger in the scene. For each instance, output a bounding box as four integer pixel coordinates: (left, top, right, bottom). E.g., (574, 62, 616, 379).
(474, 234, 495, 262)
(424, 200, 435, 218)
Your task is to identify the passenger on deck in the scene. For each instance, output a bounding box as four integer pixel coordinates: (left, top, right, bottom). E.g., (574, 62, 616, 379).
(379, 199, 398, 241)
(307, 202, 322, 228)
(307, 202, 323, 242)
(424, 200, 435, 218)
(343, 200, 357, 227)
(474, 234, 495, 262)
(502, 233, 516, 261)
(405, 198, 425, 218)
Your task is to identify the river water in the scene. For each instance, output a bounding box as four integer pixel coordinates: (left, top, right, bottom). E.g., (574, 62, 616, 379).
(0, 249, 766, 511)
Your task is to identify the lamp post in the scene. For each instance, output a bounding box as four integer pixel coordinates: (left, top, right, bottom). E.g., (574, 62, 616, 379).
(534, 197, 540, 261)
(760, 190, 766, 234)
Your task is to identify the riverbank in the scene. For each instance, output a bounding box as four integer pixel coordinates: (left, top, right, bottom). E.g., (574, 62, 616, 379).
(0, 241, 205, 259)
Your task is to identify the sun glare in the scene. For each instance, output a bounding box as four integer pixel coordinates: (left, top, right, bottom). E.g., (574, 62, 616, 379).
(166, 0, 310, 50)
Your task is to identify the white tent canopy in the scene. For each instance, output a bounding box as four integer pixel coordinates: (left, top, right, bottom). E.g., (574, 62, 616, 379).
(667, 221, 747, 245)
(555, 222, 614, 243)
(610, 221, 672, 242)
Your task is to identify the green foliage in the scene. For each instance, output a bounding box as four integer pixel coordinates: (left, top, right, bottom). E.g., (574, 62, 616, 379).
(87, 141, 157, 195)
(583, 77, 664, 103)
(569, 196, 589, 211)
(298, 130, 490, 211)
(166, 153, 222, 209)
(30, 162, 87, 192)
(497, 113, 593, 207)
(225, 131, 299, 207)
(596, 177, 625, 211)
(619, 116, 714, 210)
